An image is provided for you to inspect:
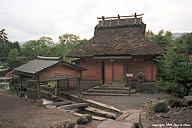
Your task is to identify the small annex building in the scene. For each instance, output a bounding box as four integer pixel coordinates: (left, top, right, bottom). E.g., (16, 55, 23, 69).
(15, 56, 87, 99)
(67, 14, 165, 87)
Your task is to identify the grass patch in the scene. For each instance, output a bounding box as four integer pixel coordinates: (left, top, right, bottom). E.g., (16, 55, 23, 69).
(48, 81, 56, 87)
(165, 97, 171, 105)
(0, 121, 13, 128)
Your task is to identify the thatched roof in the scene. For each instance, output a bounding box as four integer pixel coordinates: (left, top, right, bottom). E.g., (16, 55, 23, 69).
(67, 17, 165, 58)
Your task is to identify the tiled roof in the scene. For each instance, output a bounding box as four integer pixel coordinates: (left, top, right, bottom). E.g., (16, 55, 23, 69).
(15, 57, 60, 74)
(15, 56, 86, 75)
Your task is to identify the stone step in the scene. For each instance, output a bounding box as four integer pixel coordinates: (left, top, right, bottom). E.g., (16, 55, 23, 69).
(84, 106, 118, 119)
(87, 89, 136, 94)
(102, 85, 126, 87)
(83, 92, 141, 97)
(94, 86, 131, 90)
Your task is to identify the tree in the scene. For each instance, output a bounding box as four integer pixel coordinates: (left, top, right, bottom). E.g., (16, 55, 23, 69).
(8, 48, 19, 61)
(55, 33, 87, 60)
(7, 48, 23, 71)
(156, 33, 192, 97)
(0, 29, 21, 58)
(146, 30, 173, 49)
(21, 37, 54, 58)
(0, 29, 9, 57)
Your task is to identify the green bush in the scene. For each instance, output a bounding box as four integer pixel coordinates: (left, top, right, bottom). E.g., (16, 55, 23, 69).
(8, 87, 17, 95)
(2, 61, 9, 68)
(154, 102, 168, 113)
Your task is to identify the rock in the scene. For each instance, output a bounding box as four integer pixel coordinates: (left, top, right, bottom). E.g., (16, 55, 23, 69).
(50, 122, 62, 128)
(184, 96, 192, 106)
(76, 116, 88, 125)
(188, 100, 192, 106)
(154, 102, 168, 113)
(170, 99, 183, 108)
(76, 114, 92, 125)
(83, 114, 92, 122)
(63, 120, 75, 128)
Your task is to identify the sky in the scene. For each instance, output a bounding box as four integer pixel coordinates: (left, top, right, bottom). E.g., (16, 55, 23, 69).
(0, 0, 192, 43)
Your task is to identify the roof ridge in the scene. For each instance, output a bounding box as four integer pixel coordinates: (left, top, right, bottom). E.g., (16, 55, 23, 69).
(37, 56, 62, 61)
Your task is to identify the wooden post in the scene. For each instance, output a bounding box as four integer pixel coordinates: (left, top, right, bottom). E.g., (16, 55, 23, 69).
(129, 77, 131, 96)
(126, 73, 133, 96)
(79, 71, 82, 95)
(109, 19, 112, 26)
(134, 13, 137, 24)
(36, 76, 41, 100)
(20, 74, 23, 93)
(101, 16, 105, 26)
(55, 80, 59, 96)
(117, 14, 120, 26)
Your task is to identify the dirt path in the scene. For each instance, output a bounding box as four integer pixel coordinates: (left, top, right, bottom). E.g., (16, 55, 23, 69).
(84, 93, 171, 110)
(0, 91, 100, 128)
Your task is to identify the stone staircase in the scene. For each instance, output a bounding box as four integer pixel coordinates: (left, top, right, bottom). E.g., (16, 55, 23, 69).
(83, 85, 139, 96)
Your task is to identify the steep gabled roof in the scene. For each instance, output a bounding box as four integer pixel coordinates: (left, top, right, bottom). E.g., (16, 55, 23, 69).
(67, 17, 165, 58)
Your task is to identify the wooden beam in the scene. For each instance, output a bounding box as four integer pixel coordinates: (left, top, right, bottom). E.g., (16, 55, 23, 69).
(84, 106, 117, 119)
(97, 13, 144, 19)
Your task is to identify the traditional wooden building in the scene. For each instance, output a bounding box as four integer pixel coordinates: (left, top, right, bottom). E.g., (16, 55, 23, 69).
(15, 56, 87, 99)
(67, 14, 165, 87)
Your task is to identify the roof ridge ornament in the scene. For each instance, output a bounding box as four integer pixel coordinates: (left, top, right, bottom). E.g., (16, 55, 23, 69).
(97, 13, 144, 20)
(37, 56, 62, 61)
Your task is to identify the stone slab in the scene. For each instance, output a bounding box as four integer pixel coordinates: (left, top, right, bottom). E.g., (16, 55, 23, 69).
(115, 113, 131, 122)
(97, 119, 134, 128)
(184, 96, 192, 101)
(123, 112, 140, 124)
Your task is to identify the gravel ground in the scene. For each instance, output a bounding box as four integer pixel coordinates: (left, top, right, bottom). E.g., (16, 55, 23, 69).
(0, 91, 100, 128)
(84, 93, 171, 111)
